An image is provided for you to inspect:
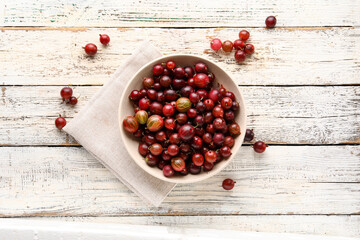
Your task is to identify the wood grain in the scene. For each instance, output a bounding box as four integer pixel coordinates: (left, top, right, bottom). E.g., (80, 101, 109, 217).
(36, 215, 360, 238)
(0, 146, 358, 216)
(0, 86, 358, 145)
(0, 27, 359, 86)
(2, 0, 360, 27)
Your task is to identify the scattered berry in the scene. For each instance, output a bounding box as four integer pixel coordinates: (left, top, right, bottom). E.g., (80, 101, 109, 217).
(253, 141, 268, 153)
(233, 39, 246, 50)
(55, 116, 66, 130)
(69, 96, 78, 105)
(84, 43, 97, 56)
(222, 40, 234, 52)
(99, 34, 110, 45)
(244, 44, 255, 55)
(244, 129, 254, 142)
(222, 178, 236, 190)
(60, 87, 73, 100)
(210, 38, 222, 51)
(234, 50, 246, 62)
(239, 30, 250, 41)
(265, 16, 277, 28)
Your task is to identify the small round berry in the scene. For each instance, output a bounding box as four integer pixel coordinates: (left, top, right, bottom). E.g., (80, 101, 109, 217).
(233, 39, 246, 50)
(221, 97, 233, 110)
(222, 40, 233, 52)
(265, 16, 277, 28)
(166, 60, 176, 70)
(239, 30, 250, 41)
(153, 82, 161, 91)
(204, 161, 214, 171)
(163, 165, 174, 177)
(138, 142, 149, 156)
(210, 38, 222, 51)
(254, 141, 268, 153)
(69, 96, 78, 105)
(167, 144, 179, 156)
(195, 62, 208, 73)
(244, 44, 255, 55)
(129, 90, 141, 101)
(244, 129, 255, 142)
(99, 34, 110, 45)
(234, 50, 246, 62)
(192, 153, 204, 167)
(145, 153, 159, 167)
(55, 116, 66, 130)
(220, 145, 232, 158)
(138, 98, 151, 110)
(153, 64, 164, 76)
(84, 43, 97, 56)
(184, 66, 195, 78)
(60, 87, 73, 100)
(205, 150, 217, 163)
(224, 136, 235, 148)
(149, 143, 163, 156)
(189, 163, 201, 175)
(222, 178, 236, 190)
(173, 67, 185, 78)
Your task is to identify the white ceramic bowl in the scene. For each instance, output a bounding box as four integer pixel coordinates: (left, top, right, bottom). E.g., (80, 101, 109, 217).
(119, 54, 246, 183)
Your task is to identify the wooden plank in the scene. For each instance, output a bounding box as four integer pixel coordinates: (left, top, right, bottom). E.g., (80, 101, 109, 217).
(35, 215, 360, 238)
(0, 27, 359, 86)
(1, 218, 359, 240)
(0, 86, 358, 145)
(0, 146, 359, 216)
(2, 0, 360, 27)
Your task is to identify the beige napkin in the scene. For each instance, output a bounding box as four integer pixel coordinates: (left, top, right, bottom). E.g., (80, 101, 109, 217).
(63, 41, 176, 207)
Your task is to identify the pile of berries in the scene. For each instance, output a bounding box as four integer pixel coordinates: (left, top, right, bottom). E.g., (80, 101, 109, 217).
(210, 16, 277, 63)
(210, 30, 255, 63)
(83, 34, 110, 56)
(55, 86, 78, 130)
(123, 61, 242, 178)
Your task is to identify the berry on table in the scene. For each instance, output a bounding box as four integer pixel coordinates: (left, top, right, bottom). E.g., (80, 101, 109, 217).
(253, 141, 268, 153)
(244, 129, 254, 142)
(69, 96, 78, 105)
(265, 16, 277, 28)
(222, 40, 234, 53)
(233, 39, 246, 50)
(239, 30, 250, 41)
(55, 116, 66, 130)
(222, 178, 236, 190)
(84, 43, 97, 56)
(234, 50, 246, 62)
(244, 44, 255, 55)
(210, 38, 222, 51)
(60, 87, 73, 100)
(99, 34, 110, 45)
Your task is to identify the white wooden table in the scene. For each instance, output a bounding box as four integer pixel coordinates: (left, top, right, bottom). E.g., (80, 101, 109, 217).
(0, 0, 359, 238)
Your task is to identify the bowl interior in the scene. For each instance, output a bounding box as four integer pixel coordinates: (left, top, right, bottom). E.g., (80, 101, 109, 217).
(119, 54, 246, 183)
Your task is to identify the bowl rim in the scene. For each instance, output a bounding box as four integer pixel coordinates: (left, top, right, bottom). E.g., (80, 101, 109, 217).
(119, 54, 246, 183)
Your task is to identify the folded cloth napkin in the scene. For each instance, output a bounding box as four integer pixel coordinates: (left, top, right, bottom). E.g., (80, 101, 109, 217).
(63, 41, 176, 207)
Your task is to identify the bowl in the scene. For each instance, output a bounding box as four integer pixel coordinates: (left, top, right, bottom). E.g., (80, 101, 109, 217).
(119, 54, 246, 183)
